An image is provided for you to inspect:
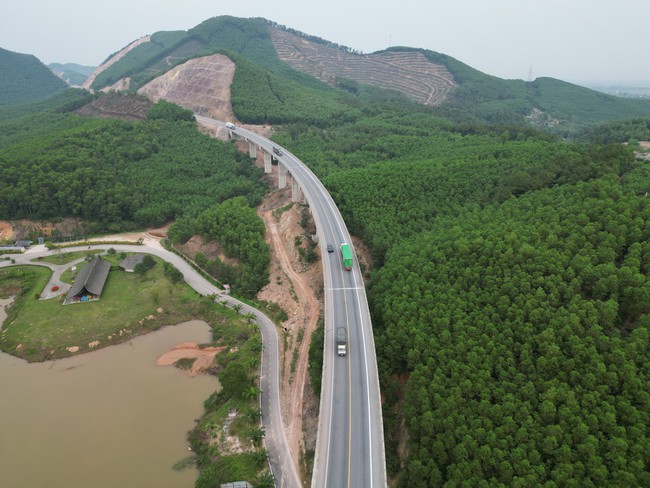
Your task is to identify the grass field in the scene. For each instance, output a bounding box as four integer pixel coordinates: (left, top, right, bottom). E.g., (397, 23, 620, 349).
(0, 256, 205, 361)
(36, 250, 102, 265)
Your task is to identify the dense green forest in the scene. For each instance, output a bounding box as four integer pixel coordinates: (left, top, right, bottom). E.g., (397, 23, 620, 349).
(271, 104, 650, 485)
(0, 97, 266, 233)
(229, 54, 362, 125)
(372, 173, 650, 486)
(577, 117, 650, 144)
(0, 47, 67, 107)
(168, 197, 270, 296)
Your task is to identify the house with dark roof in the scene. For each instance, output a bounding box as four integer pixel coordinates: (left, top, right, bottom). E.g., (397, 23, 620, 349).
(65, 255, 111, 304)
(119, 253, 145, 272)
(14, 240, 32, 249)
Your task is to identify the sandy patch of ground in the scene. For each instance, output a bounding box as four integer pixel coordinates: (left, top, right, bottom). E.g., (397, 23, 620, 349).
(157, 341, 227, 376)
(0, 296, 15, 330)
(71, 224, 171, 250)
(0, 220, 169, 249)
(0, 218, 85, 242)
(0, 221, 12, 242)
(176, 234, 240, 267)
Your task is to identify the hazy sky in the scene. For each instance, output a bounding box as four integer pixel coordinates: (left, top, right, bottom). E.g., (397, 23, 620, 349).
(2, 0, 648, 84)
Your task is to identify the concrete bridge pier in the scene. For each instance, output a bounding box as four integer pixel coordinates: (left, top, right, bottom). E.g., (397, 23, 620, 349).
(248, 141, 257, 158)
(264, 152, 272, 173)
(291, 179, 303, 203)
(278, 163, 287, 189)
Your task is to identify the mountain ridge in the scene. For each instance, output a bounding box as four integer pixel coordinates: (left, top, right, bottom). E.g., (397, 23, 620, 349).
(78, 16, 650, 132)
(0, 47, 68, 106)
(4, 15, 650, 132)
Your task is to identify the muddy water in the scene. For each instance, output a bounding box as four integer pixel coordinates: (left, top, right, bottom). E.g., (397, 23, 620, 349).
(0, 318, 218, 488)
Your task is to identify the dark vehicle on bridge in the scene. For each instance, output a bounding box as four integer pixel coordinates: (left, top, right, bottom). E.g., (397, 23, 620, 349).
(273, 146, 283, 156)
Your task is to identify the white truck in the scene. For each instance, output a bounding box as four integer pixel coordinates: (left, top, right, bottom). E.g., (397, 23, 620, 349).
(225, 122, 236, 130)
(336, 327, 347, 356)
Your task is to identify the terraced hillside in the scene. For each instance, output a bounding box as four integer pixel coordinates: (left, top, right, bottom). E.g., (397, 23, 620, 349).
(271, 29, 456, 105)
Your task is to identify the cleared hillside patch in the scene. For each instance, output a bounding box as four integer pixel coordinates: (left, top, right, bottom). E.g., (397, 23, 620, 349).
(271, 29, 456, 106)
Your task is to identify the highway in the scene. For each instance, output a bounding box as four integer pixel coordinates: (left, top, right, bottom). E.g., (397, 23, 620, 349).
(196, 116, 387, 488)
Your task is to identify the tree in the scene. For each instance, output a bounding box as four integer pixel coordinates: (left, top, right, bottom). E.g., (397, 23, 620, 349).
(219, 361, 248, 399)
(163, 262, 184, 284)
(247, 426, 265, 445)
(243, 386, 259, 401)
(142, 254, 155, 270)
(134, 262, 147, 276)
(255, 471, 275, 488)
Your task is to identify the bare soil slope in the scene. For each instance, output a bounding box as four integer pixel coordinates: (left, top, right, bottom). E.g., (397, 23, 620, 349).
(271, 29, 456, 105)
(75, 93, 152, 120)
(82, 36, 151, 91)
(138, 54, 236, 120)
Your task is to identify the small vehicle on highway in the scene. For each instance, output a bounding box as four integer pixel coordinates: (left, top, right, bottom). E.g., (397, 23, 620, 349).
(327, 243, 334, 253)
(336, 327, 347, 356)
(226, 122, 236, 130)
(273, 146, 283, 156)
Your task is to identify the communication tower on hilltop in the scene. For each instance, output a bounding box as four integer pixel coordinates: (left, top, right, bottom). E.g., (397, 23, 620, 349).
(527, 66, 534, 82)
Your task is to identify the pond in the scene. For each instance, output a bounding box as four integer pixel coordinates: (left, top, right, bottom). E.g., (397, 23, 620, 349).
(0, 317, 218, 488)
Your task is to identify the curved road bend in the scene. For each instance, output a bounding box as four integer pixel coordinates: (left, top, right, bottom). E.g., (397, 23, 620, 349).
(0, 244, 300, 488)
(195, 116, 387, 488)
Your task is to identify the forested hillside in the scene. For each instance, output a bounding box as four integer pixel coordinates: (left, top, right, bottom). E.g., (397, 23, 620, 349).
(48, 62, 96, 86)
(274, 107, 650, 486)
(229, 54, 362, 125)
(90, 16, 323, 93)
(374, 175, 650, 486)
(0, 47, 67, 106)
(0, 96, 266, 232)
(578, 117, 650, 144)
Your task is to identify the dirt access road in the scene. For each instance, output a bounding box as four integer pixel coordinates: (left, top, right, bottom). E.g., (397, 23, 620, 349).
(258, 200, 322, 480)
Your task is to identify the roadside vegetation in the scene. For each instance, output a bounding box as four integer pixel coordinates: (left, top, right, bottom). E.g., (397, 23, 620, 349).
(190, 301, 274, 488)
(36, 250, 102, 265)
(169, 196, 271, 298)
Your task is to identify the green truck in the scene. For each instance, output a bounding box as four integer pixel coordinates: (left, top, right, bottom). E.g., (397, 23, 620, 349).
(340, 243, 353, 270)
